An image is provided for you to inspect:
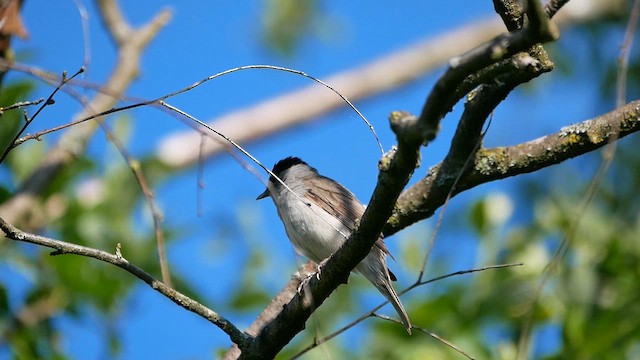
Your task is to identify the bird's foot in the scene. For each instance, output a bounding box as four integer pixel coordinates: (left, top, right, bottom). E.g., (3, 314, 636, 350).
(297, 258, 331, 294)
(297, 272, 314, 294)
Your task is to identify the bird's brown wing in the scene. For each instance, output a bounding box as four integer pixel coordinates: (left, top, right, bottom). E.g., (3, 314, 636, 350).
(306, 175, 393, 258)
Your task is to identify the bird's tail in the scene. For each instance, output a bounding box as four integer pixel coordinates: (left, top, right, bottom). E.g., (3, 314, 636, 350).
(359, 255, 412, 334)
(376, 272, 412, 334)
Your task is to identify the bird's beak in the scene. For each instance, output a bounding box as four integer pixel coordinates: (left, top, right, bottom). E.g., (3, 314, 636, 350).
(256, 188, 270, 200)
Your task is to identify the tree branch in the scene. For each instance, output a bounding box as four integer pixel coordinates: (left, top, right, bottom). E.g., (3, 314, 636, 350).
(417, 0, 558, 143)
(385, 99, 640, 236)
(0, 216, 251, 348)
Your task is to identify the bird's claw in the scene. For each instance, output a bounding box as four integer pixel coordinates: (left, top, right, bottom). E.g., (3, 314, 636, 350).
(297, 273, 313, 294)
(297, 258, 330, 294)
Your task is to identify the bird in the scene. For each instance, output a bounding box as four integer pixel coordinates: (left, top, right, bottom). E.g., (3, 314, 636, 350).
(256, 156, 411, 333)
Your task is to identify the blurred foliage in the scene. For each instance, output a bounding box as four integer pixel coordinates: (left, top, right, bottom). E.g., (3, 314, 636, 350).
(261, 0, 342, 56)
(261, 0, 317, 56)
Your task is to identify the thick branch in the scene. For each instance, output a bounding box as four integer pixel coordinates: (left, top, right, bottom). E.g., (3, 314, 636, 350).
(0, 217, 250, 347)
(222, 263, 315, 360)
(417, 0, 558, 142)
(493, 0, 524, 31)
(385, 100, 640, 236)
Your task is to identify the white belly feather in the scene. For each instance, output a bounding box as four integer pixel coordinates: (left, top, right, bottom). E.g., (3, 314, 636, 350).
(275, 187, 349, 263)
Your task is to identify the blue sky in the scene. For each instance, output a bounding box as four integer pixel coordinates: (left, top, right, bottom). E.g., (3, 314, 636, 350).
(2, 1, 629, 359)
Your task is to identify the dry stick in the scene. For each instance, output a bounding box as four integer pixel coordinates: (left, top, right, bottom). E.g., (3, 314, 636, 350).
(1, 61, 266, 222)
(0, 2, 171, 230)
(0, 67, 85, 164)
(291, 263, 523, 359)
(8, 68, 174, 286)
(0, 216, 250, 348)
(2, 60, 160, 110)
(0, 99, 44, 113)
(516, 2, 640, 358)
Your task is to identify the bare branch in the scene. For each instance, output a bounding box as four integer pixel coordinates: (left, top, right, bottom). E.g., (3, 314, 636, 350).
(493, 0, 524, 31)
(417, 0, 558, 143)
(0, 67, 85, 164)
(0, 98, 43, 112)
(385, 100, 640, 236)
(0, 216, 250, 348)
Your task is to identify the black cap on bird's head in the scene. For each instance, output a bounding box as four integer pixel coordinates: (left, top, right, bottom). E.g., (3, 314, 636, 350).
(256, 157, 308, 200)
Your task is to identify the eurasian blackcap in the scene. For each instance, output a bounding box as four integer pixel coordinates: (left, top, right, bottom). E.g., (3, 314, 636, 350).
(257, 156, 411, 333)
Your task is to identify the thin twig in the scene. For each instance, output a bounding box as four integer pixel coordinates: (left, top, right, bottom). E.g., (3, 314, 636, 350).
(418, 119, 490, 282)
(11, 65, 384, 156)
(11, 60, 175, 289)
(0, 98, 45, 113)
(0, 67, 85, 164)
